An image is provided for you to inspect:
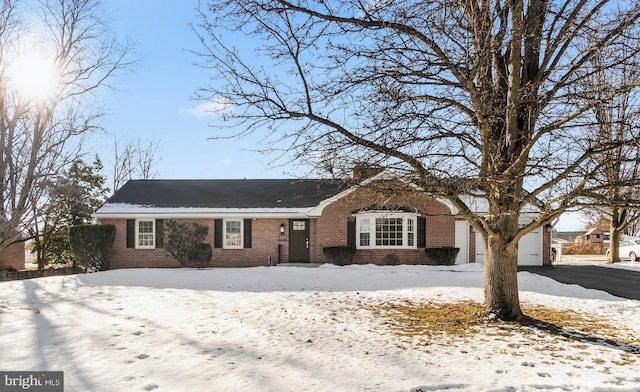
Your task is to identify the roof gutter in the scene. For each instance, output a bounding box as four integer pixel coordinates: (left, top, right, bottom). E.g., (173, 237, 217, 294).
(93, 207, 313, 220)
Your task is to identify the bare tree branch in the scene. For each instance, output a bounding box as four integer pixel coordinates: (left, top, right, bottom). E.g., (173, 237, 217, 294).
(0, 0, 131, 251)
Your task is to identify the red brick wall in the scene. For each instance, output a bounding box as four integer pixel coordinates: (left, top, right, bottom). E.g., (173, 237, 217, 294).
(350, 249, 428, 265)
(101, 218, 292, 269)
(214, 218, 288, 267)
(470, 226, 478, 263)
(103, 218, 182, 269)
(314, 182, 456, 265)
(99, 181, 552, 268)
(543, 226, 552, 266)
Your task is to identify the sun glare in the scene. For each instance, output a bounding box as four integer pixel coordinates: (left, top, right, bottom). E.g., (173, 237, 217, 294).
(7, 48, 60, 103)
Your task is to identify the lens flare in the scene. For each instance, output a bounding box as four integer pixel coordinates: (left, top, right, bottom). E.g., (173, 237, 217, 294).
(7, 48, 60, 103)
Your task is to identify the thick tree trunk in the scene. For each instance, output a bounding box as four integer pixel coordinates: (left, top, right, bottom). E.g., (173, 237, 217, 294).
(483, 230, 523, 321)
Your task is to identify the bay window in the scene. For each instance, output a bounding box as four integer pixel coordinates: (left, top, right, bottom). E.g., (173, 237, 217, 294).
(356, 212, 418, 249)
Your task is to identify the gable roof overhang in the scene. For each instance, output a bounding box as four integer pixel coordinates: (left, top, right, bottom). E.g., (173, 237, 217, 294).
(305, 170, 458, 217)
(93, 178, 351, 220)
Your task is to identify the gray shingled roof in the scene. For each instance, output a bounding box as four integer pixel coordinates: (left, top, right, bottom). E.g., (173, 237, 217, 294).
(104, 179, 351, 209)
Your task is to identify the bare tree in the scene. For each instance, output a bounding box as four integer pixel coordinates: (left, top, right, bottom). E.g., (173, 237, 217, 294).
(194, 0, 640, 320)
(110, 136, 160, 191)
(580, 37, 640, 263)
(0, 0, 131, 251)
(626, 219, 640, 237)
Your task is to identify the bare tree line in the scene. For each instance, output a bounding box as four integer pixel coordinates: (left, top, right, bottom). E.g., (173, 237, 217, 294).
(111, 137, 160, 191)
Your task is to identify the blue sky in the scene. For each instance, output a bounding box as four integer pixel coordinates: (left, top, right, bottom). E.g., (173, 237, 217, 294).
(89, 1, 584, 231)
(90, 1, 301, 181)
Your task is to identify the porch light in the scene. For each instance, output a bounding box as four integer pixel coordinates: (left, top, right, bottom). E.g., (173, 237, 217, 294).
(280, 224, 285, 234)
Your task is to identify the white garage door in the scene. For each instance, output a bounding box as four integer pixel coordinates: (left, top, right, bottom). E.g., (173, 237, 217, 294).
(475, 228, 542, 266)
(455, 221, 469, 264)
(518, 228, 542, 266)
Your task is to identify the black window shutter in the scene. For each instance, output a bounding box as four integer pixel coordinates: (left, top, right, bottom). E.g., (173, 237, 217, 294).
(243, 219, 252, 248)
(126, 219, 135, 248)
(155, 219, 164, 248)
(347, 217, 356, 246)
(214, 219, 223, 248)
(417, 216, 426, 248)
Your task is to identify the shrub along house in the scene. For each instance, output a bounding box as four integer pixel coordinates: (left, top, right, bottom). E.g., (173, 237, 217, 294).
(94, 171, 552, 268)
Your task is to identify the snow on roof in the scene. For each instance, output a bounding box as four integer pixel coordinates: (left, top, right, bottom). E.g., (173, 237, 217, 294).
(94, 203, 313, 219)
(95, 177, 542, 218)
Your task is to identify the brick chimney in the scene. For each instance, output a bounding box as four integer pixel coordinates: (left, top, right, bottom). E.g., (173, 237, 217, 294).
(351, 164, 384, 181)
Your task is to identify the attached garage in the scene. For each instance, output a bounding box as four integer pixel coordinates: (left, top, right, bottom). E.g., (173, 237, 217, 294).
(447, 195, 550, 267)
(468, 222, 544, 266)
(517, 227, 543, 266)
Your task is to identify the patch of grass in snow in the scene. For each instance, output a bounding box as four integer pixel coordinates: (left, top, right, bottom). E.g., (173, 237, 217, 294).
(370, 300, 640, 364)
(520, 305, 640, 357)
(373, 301, 486, 337)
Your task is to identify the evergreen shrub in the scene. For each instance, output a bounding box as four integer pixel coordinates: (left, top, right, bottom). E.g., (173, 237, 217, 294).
(424, 247, 460, 265)
(69, 224, 115, 271)
(322, 246, 356, 265)
(187, 243, 213, 268)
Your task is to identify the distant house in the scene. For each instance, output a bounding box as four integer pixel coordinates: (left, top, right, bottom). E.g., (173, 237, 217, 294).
(94, 172, 552, 268)
(576, 227, 605, 245)
(0, 230, 26, 270)
(552, 231, 584, 244)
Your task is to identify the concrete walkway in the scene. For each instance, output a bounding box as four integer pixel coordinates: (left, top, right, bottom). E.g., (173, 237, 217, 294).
(519, 265, 640, 300)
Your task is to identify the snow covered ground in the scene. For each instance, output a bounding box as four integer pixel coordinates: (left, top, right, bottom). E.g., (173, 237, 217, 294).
(1, 263, 639, 392)
(557, 254, 640, 272)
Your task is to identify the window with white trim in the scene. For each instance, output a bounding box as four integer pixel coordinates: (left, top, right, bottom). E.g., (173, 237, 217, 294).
(136, 219, 155, 249)
(356, 212, 418, 249)
(224, 219, 243, 248)
(407, 217, 415, 247)
(359, 218, 371, 247)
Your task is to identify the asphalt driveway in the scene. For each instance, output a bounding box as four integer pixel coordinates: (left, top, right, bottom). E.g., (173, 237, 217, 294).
(519, 265, 640, 300)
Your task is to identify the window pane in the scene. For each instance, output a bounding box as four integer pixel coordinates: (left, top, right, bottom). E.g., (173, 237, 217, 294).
(139, 221, 153, 233)
(293, 221, 306, 230)
(359, 218, 370, 246)
(376, 218, 403, 246)
(359, 218, 370, 231)
(225, 220, 242, 247)
(407, 218, 415, 247)
(138, 221, 154, 247)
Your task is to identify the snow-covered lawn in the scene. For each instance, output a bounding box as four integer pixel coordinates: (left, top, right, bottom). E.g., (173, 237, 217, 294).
(1, 264, 639, 392)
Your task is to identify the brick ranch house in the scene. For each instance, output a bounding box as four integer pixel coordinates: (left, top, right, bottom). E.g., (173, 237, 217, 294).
(94, 173, 551, 268)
